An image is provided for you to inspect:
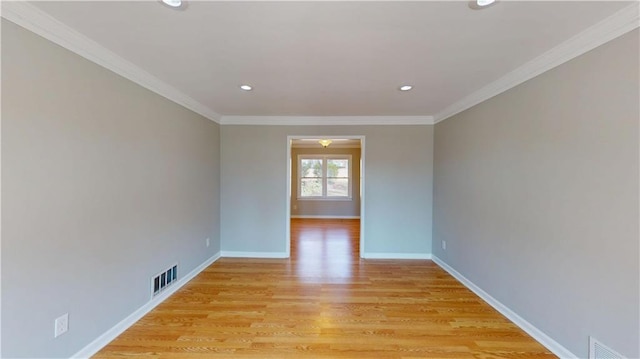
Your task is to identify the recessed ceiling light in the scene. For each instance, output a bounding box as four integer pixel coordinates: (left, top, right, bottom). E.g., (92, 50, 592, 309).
(399, 85, 413, 91)
(161, 0, 182, 8)
(469, 0, 497, 9)
(240, 85, 253, 91)
(477, 0, 495, 6)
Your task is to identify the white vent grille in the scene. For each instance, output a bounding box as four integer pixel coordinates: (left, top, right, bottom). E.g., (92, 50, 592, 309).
(589, 337, 625, 359)
(152, 264, 178, 297)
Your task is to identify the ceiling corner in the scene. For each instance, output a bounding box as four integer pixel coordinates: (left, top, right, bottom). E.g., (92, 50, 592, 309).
(1, 0, 222, 124)
(433, 1, 640, 124)
(219, 116, 434, 126)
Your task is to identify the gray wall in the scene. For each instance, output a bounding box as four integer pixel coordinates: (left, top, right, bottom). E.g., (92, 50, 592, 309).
(433, 29, 639, 358)
(221, 125, 433, 256)
(291, 147, 361, 217)
(1, 19, 221, 358)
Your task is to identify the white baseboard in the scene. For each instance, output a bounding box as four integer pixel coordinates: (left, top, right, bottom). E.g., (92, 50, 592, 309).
(362, 252, 432, 260)
(431, 256, 577, 359)
(290, 215, 360, 219)
(221, 251, 288, 259)
(71, 252, 221, 359)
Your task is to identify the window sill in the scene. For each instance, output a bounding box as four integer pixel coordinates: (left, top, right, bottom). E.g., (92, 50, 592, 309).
(297, 197, 353, 201)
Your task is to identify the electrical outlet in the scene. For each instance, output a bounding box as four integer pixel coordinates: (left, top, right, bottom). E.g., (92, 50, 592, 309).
(54, 313, 68, 338)
(206, 238, 210, 247)
(442, 240, 447, 250)
(293, 205, 297, 210)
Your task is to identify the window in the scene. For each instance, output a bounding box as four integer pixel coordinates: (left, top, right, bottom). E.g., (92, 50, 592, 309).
(298, 155, 351, 199)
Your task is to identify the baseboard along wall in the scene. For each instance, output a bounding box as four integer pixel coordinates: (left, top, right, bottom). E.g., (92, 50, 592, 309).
(220, 251, 288, 258)
(290, 215, 360, 219)
(361, 252, 432, 260)
(431, 256, 577, 359)
(70, 252, 576, 359)
(71, 252, 222, 359)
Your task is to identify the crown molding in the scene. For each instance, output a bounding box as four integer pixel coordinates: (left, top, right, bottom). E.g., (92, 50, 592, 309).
(1, 1, 221, 123)
(219, 115, 434, 125)
(2, 1, 637, 126)
(291, 144, 360, 149)
(434, 2, 640, 124)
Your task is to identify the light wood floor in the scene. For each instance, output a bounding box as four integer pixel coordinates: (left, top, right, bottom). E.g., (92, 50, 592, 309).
(93, 219, 555, 358)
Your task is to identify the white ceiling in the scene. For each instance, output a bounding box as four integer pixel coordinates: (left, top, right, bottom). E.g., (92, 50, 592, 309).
(7, 1, 638, 124)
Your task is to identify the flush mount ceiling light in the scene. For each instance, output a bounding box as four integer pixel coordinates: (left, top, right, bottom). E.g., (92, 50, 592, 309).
(469, 0, 497, 9)
(239, 84, 253, 91)
(318, 139, 332, 148)
(399, 85, 413, 91)
(161, 0, 182, 8)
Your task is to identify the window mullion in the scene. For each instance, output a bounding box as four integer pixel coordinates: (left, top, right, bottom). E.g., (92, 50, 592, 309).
(322, 157, 328, 197)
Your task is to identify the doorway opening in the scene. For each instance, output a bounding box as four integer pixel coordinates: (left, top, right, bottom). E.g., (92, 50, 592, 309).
(285, 136, 365, 261)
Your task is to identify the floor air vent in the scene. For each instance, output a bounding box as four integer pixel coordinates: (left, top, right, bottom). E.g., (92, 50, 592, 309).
(589, 337, 625, 359)
(152, 264, 178, 297)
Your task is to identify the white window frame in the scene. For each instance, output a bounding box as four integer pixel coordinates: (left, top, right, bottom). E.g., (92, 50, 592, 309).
(297, 154, 352, 200)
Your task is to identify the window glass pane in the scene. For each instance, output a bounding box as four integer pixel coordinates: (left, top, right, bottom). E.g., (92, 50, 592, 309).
(298, 156, 351, 199)
(301, 159, 323, 178)
(327, 178, 349, 197)
(327, 159, 348, 178)
(301, 178, 323, 197)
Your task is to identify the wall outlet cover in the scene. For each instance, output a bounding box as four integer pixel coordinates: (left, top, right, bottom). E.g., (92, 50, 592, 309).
(54, 313, 69, 338)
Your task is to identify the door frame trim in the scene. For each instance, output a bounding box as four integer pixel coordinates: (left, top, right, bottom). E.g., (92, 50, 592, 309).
(286, 135, 365, 257)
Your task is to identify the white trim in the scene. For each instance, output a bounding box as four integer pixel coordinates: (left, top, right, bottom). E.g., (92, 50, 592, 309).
(3, 0, 636, 127)
(359, 138, 365, 257)
(220, 251, 288, 259)
(0, 1, 220, 123)
(297, 197, 353, 202)
(0, 16, 3, 350)
(291, 215, 360, 219)
(3, 0, 638, 127)
(71, 252, 221, 359)
(431, 256, 577, 359)
(292, 143, 361, 149)
(220, 116, 434, 126)
(434, 2, 640, 123)
(286, 139, 292, 258)
(362, 253, 432, 260)
(286, 135, 366, 259)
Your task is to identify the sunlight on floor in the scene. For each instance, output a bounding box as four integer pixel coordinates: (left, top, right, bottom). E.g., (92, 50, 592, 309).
(293, 221, 357, 283)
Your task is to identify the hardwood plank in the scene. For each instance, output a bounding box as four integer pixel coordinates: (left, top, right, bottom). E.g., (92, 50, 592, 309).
(93, 219, 556, 358)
